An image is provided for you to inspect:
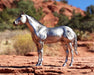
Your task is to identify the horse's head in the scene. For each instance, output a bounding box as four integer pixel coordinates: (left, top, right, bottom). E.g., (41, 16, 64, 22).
(13, 13, 27, 26)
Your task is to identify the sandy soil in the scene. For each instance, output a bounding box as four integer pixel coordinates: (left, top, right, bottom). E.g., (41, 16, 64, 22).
(0, 41, 94, 75)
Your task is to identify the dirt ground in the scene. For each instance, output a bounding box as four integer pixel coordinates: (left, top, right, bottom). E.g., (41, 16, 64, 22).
(0, 41, 93, 75)
(0, 30, 94, 75)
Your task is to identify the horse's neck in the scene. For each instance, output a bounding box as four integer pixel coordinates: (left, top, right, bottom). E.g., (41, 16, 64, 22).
(25, 21, 35, 33)
(25, 15, 45, 40)
(27, 15, 44, 32)
(26, 20, 41, 41)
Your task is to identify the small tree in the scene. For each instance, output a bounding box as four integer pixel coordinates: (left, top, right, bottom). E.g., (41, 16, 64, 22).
(53, 0, 57, 5)
(60, 0, 68, 4)
(59, 7, 65, 13)
(53, 12, 69, 26)
(86, 5, 94, 15)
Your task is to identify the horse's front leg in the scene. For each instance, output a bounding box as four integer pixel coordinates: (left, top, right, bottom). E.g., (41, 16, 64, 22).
(36, 41, 44, 66)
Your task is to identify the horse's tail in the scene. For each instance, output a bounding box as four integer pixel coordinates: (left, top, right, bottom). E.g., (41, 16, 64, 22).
(74, 34, 78, 55)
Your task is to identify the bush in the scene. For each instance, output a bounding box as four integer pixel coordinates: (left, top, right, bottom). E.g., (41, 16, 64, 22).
(13, 34, 36, 55)
(60, 0, 68, 4)
(0, 0, 43, 31)
(53, 12, 69, 26)
(75, 30, 91, 41)
(53, 1, 57, 5)
(86, 43, 94, 51)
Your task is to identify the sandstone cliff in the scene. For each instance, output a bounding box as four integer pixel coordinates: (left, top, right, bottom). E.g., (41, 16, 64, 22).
(0, 0, 85, 27)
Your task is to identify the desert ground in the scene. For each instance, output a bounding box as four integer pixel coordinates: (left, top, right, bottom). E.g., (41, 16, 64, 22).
(0, 30, 94, 75)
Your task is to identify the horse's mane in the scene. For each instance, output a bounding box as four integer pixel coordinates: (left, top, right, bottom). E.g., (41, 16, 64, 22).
(26, 14, 44, 26)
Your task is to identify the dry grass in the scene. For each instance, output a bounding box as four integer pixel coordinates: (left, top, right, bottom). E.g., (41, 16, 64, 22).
(0, 30, 61, 56)
(86, 43, 94, 52)
(0, 30, 32, 55)
(0, 39, 16, 55)
(44, 43, 62, 56)
(13, 34, 36, 55)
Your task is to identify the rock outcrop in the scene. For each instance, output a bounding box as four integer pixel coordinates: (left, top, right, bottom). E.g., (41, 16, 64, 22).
(0, 0, 85, 27)
(32, 0, 85, 26)
(0, 0, 19, 11)
(0, 55, 94, 75)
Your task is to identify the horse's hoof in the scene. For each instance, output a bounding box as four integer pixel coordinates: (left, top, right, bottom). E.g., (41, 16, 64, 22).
(75, 51, 78, 55)
(62, 63, 66, 67)
(36, 63, 42, 66)
(69, 64, 73, 66)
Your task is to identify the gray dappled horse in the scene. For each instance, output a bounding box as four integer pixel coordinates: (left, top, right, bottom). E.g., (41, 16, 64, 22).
(13, 13, 78, 66)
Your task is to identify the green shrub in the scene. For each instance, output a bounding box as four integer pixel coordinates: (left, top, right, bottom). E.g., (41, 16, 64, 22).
(13, 34, 36, 55)
(75, 30, 91, 41)
(60, 0, 68, 4)
(0, 0, 43, 31)
(53, 1, 57, 5)
(53, 12, 69, 26)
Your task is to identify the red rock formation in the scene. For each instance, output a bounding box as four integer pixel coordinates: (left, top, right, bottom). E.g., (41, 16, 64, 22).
(0, 0, 85, 27)
(32, 0, 85, 26)
(40, 13, 58, 27)
(0, 0, 19, 11)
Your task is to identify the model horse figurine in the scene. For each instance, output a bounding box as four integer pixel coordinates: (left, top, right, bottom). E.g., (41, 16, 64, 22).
(13, 13, 78, 66)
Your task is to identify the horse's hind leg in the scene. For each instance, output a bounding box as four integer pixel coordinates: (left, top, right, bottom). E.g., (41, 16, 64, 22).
(62, 44, 69, 66)
(69, 43, 74, 66)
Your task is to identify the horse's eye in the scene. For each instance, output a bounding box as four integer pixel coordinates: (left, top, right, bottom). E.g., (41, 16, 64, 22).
(17, 15, 21, 18)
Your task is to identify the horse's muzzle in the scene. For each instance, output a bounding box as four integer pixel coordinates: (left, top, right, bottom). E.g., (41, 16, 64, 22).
(13, 21, 17, 26)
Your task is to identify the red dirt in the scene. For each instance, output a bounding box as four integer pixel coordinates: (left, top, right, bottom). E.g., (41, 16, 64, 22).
(0, 41, 94, 75)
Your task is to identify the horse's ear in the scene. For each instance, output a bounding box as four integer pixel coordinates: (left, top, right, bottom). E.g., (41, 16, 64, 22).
(22, 12, 25, 14)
